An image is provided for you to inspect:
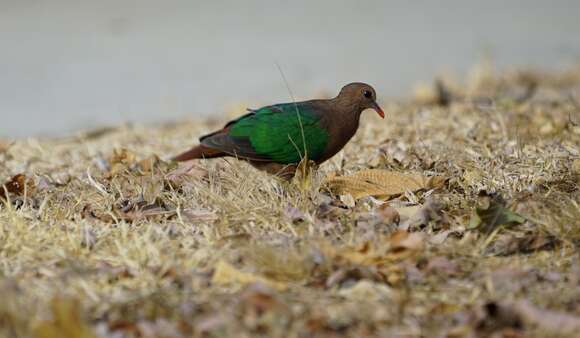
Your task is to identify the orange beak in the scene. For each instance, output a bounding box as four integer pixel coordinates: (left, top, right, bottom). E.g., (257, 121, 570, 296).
(373, 102, 385, 119)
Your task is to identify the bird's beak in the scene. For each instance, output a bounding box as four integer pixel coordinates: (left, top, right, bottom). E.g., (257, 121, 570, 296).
(372, 101, 385, 119)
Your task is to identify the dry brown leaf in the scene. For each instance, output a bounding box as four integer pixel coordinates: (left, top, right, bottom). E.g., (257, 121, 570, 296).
(135, 319, 181, 338)
(323, 230, 425, 268)
(238, 284, 286, 314)
(486, 268, 541, 294)
(429, 229, 452, 245)
(395, 205, 422, 221)
(479, 301, 580, 335)
(337, 280, 394, 301)
(82, 198, 175, 223)
(477, 301, 524, 335)
(513, 300, 580, 334)
(0, 174, 34, 201)
(339, 194, 355, 208)
(165, 162, 209, 185)
(117, 206, 174, 222)
(211, 260, 288, 291)
(109, 148, 136, 165)
(389, 230, 425, 253)
(283, 205, 308, 224)
(324, 169, 445, 199)
(104, 149, 172, 178)
(194, 314, 228, 335)
(137, 154, 161, 173)
(422, 256, 460, 277)
(376, 204, 400, 225)
(32, 298, 100, 338)
(81, 204, 115, 223)
(325, 266, 383, 288)
(107, 320, 140, 337)
(114, 198, 174, 222)
(107, 148, 137, 177)
(180, 208, 218, 223)
(485, 232, 560, 256)
(399, 199, 445, 230)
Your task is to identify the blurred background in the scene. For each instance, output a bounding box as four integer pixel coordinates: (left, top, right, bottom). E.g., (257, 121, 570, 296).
(1, 0, 579, 138)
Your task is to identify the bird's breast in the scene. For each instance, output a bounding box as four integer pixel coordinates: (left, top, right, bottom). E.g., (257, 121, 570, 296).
(317, 116, 360, 164)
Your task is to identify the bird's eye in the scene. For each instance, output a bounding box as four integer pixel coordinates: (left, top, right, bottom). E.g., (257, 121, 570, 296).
(363, 90, 372, 99)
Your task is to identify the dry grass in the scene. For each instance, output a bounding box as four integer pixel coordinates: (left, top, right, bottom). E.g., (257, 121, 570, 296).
(1, 64, 579, 338)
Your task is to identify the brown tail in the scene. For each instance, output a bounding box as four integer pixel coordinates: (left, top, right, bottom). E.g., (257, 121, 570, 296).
(172, 145, 226, 161)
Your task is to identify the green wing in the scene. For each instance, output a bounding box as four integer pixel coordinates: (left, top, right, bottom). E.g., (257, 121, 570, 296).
(201, 103, 329, 164)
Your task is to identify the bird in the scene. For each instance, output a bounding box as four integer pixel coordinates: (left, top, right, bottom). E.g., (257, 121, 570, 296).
(173, 82, 384, 179)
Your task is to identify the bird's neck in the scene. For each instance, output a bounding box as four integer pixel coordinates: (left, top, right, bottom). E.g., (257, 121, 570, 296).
(330, 96, 363, 124)
(316, 97, 362, 163)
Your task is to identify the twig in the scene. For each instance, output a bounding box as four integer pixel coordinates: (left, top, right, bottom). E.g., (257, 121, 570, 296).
(86, 167, 108, 196)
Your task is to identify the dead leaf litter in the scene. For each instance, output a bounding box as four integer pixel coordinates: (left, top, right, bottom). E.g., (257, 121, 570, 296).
(1, 64, 579, 338)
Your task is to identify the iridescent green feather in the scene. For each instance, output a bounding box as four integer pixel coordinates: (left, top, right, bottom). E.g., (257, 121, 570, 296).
(227, 103, 329, 164)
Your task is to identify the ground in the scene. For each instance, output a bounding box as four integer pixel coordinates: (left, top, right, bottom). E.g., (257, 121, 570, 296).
(1, 64, 579, 338)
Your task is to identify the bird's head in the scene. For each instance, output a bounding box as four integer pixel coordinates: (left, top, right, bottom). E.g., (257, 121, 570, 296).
(337, 82, 384, 119)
